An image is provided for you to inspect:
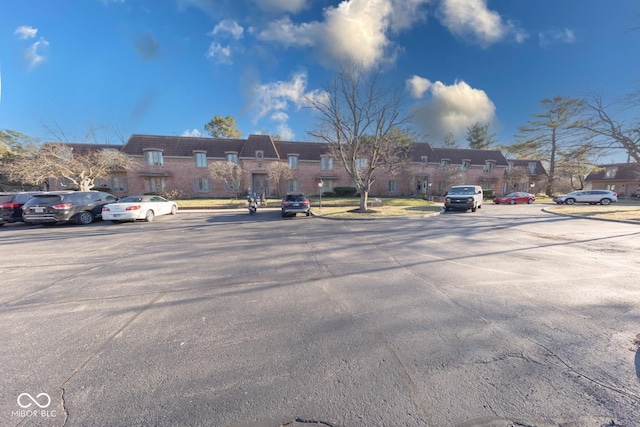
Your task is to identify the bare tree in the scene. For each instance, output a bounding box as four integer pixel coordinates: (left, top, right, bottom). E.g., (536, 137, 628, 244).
(267, 161, 292, 197)
(208, 161, 244, 198)
(1, 143, 130, 191)
(511, 96, 586, 196)
(306, 64, 413, 211)
(433, 165, 465, 196)
(504, 166, 530, 193)
(581, 93, 640, 163)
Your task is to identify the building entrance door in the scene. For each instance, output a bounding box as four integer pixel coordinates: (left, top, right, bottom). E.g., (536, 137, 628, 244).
(252, 174, 270, 200)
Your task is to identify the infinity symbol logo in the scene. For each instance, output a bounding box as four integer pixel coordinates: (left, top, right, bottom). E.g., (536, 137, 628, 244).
(17, 393, 51, 409)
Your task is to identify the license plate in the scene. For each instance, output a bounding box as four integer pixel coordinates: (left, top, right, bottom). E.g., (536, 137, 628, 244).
(35, 207, 45, 213)
(113, 214, 121, 217)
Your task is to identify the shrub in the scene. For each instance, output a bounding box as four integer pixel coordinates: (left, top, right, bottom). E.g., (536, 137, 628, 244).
(334, 186, 357, 197)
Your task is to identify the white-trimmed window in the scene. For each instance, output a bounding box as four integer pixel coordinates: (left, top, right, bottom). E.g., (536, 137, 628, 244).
(483, 161, 495, 173)
(194, 178, 210, 193)
(195, 152, 207, 168)
(356, 157, 368, 170)
(110, 176, 128, 192)
(388, 180, 397, 194)
(288, 155, 299, 170)
(149, 177, 166, 193)
(286, 179, 301, 193)
(604, 167, 618, 178)
(226, 152, 238, 164)
(421, 156, 428, 164)
(528, 162, 537, 175)
(321, 156, 333, 171)
(461, 160, 470, 172)
(440, 159, 449, 167)
(256, 150, 264, 160)
(145, 150, 164, 166)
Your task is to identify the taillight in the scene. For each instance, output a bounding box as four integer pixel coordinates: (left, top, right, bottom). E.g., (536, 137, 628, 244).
(125, 205, 141, 211)
(102, 206, 111, 212)
(52, 203, 73, 209)
(1, 202, 20, 209)
(281, 200, 289, 206)
(613, 192, 618, 197)
(303, 200, 310, 205)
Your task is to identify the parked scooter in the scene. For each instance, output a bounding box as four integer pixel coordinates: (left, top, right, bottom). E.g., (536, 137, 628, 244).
(247, 196, 257, 215)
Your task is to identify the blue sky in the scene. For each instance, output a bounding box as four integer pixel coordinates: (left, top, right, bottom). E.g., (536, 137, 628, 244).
(1, 0, 639, 158)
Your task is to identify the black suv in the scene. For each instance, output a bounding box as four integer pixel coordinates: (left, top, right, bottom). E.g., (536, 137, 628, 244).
(22, 191, 118, 225)
(0, 192, 43, 225)
(281, 193, 311, 217)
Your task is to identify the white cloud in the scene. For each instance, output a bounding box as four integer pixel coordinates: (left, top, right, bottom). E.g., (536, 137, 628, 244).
(206, 42, 232, 64)
(409, 77, 496, 142)
(211, 19, 244, 40)
(258, 0, 430, 69)
(406, 75, 432, 99)
(247, 71, 327, 140)
(438, 0, 527, 48)
(257, 0, 308, 14)
(14, 25, 38, 39)
(25, 38, 49, 69)
(182, 129, 202, 137)
(539, 28, 576, 47)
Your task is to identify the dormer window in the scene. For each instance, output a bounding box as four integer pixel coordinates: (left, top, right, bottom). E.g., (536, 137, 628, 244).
(483, 160, 495, 173)
(226, 152, 238, 164)
(421, 156, 428, 164)
(461, 160, 470, 172)
(528, 162, 537, 175)
(256, 150, 264, 160)
(440, 159, 450, 167)
(604, 167, 618, 178)
(194, 151, 207, 168)
(144, 149, 163, 166)
(288, 154, 299, 170)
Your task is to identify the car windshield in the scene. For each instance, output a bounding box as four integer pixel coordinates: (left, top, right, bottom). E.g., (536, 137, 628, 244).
(285, 195, 306, 202)
(448, 187, 476, 195)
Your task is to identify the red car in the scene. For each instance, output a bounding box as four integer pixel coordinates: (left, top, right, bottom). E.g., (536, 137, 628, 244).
(493, 192, 535, 204)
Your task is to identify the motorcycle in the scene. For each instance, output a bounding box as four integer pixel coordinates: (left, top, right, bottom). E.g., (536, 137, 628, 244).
(247, 196, 257, 215)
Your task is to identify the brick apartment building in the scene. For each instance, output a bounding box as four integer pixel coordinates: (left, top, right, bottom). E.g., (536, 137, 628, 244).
(49, 134, 545, 199)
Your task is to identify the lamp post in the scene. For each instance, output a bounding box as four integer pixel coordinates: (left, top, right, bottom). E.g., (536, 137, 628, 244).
(318, 180, 324, 209)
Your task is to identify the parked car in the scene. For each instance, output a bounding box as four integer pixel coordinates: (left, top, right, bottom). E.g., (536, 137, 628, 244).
(493, 192, 535, 205)
(553, 190, 618, 205)
(102, 195, 178, 222)
(0, 191, 43, 225)
(281, 193, 311, 217)
(444, 185, 483, 212)
(21, 191, 118, 225)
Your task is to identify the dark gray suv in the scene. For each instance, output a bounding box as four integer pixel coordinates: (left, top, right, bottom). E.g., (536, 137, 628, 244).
(22, 191, 118, 225)
(281, 193, 311, 217)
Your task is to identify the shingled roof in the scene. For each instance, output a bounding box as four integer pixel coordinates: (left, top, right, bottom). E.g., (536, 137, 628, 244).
(432, 147, 509, 166)
(121, 134, 246, 158)
(508, 159, 548, 176)
(586, 162, 640, 181)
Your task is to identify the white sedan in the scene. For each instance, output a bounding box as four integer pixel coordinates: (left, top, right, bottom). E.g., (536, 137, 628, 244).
(102, 195, 178, 222)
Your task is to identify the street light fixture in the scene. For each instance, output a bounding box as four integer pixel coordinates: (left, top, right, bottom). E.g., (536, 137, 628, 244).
(318, 180, 324, 209)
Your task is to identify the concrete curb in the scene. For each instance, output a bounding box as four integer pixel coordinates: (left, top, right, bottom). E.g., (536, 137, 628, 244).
(541, 207, 640, 225)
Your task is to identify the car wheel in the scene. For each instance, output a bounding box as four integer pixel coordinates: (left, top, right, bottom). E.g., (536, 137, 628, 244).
(145, 210, 155, 222)
(471, 206, 477, 212)
(565, 198, 575, 205)
(509, 199, 515, 205)
(170, 205, 178, 215)
(600, 198, 611, 205)
(76, 211, 94, 225)
(527, 198, 534, 204)
(306, 211, 310, 216)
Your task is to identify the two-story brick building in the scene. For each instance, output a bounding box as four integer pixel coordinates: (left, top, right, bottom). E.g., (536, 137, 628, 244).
(52, 134, 525, 199)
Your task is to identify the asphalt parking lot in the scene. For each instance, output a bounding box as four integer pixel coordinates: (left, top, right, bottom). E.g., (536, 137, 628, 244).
(1, 204, 639, 426)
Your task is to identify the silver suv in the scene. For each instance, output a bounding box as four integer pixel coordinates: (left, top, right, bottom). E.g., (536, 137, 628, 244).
(553, 190, 618, 205)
